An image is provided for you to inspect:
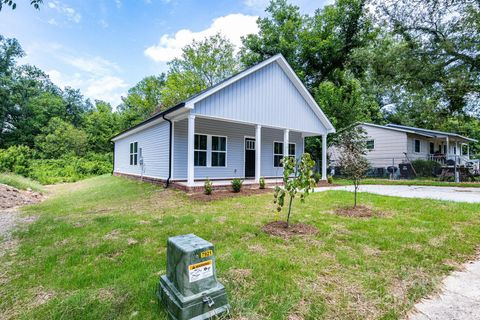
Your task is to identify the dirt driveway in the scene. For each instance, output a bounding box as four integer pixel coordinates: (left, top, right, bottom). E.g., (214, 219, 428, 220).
(315, 185, 480, 203)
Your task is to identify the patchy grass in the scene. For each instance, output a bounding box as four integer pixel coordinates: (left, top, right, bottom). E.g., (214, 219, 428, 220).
(0, 172, 44, 192)
(335, 177, 480, 188)
(1, 175, 480, 319)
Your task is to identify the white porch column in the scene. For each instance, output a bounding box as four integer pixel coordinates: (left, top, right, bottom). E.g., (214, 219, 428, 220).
(467, 144, 470, 159)
(255, 125, 262, 183)
(321, 133, 328, 181)
(187, 114, 195, 187)
(283, 129, 290, 158)
(446, 136, 450, 157)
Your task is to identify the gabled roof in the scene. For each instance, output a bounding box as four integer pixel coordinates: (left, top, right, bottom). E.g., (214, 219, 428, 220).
(386, 124, 478, 142)
(112, 54, 335, 141)
(357, 122, 435, 136)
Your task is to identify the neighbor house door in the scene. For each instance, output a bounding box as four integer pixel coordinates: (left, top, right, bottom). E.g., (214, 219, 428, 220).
(245, 138, 255, 178)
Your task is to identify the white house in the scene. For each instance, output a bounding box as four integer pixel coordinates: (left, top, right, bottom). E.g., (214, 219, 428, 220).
(330, 122, 478, 170)
(112, 54, 335, 190)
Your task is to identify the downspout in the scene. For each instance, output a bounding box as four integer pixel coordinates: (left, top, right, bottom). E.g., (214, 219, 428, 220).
(163, 114, 173, 187)
(112, 142, 115, 175)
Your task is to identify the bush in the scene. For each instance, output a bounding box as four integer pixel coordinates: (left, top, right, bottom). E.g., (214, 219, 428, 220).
(0, 145, 33, 176)
(231, 178, 243, 193)
(411, 159, 442, 177)
(259, 176, 266, 189)
(313, 172, 322, 183)
(204, 179, 213, 195)
(0, 172, 44, 192)
(327, 175, 333, 184)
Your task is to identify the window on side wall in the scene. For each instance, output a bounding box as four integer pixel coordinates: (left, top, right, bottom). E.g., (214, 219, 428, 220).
(194, 134, 207, 166)
(211, 136, 226, 167)
(414, 139, 421, 153)
(274, 142, 296, 167)
(366, 140, 375, 151)
(129, 142, 138, 165)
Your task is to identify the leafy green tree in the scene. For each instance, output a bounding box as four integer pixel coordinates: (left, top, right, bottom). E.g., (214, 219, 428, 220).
(240, 0, 306, 78)
(273, 153, 316, 228)
(34, 117, 88, 158)
(119, 75, 166, 129)
(0, 0, 42, 11)
(83, 100, 120, 153)
(161, 34, 239, 108)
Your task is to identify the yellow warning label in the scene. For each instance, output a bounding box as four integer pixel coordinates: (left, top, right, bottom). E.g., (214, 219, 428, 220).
(200, 249, 213, 258)
(188, 259, 213, 282)
(189, 259, 212, 270)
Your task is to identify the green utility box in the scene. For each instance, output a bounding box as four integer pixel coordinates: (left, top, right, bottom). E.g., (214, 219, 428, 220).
(157, 234, 230, 320)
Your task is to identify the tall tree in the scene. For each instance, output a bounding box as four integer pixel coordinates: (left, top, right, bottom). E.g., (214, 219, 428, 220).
(160, 34, 239, 108)
(83, 100, 120, 153)
(119, 74, 165, 129)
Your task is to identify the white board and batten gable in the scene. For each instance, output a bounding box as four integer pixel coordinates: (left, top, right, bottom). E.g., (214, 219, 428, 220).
(187, 54, 335, 135)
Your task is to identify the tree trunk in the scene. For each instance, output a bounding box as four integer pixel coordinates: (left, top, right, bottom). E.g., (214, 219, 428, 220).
(353, 180, 358, 208)
(286, 195, 294, 228)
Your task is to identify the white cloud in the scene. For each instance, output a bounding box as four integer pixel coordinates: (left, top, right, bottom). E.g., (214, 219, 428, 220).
(63, 56, 121, 75)
(48, 1, 81, 23)
(144, 13, 259, 62)
(47, 18, 58, 25)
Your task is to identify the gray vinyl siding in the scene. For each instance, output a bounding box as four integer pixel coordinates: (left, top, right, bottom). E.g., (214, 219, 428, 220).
(172, 117, 304, 180)
(193, 62, 327, 134)
(114, 121, 169, 179)
(361, 125, 408, 167)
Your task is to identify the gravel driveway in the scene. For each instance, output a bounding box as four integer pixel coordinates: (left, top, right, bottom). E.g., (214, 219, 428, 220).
(315, 185, 480, 203)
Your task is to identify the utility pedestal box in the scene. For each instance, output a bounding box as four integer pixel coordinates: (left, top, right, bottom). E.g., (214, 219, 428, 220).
(157, 234, 230, 320)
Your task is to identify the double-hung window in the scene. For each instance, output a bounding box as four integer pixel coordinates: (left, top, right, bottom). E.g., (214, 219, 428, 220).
(211, 136, 226, 167)
(414, 139, 421, 153)
(129, 142, 138, 165)
(274, 142, 296, 167)
(195, 134, 227, 167)
(366, 140, 375, 151)
(194, 134, 207, 166)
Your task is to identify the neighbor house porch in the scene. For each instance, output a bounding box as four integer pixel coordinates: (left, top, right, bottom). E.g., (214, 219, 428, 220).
(168, 113, 328, 188)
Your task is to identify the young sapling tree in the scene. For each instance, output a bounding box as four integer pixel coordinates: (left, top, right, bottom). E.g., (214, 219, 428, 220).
(335, 127, 370, 208)
(273, 153, 316, 228)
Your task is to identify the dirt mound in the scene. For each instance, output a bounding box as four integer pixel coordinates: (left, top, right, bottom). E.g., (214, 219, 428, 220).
(262, 220, 318, 238)
(335, 205, 377, 218)
(0, 184, 42, 210)
(189, 188, 271, 201)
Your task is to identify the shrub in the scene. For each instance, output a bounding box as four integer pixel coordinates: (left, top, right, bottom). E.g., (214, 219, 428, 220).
(231, 178, 243, 193)
(327, 175, 333, 184)
(411, 159, 442, 177)
(313, 172, 321, 183)
(204, 179, 213, 195)
(259, 177, 266, 189)
(0, 145, 33, 176)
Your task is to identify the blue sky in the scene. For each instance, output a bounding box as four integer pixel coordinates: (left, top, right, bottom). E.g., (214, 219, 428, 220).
(0, 0, 331, 106)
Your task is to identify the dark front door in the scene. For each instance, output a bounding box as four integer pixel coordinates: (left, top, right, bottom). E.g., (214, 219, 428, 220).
(245, 138, 255, 178)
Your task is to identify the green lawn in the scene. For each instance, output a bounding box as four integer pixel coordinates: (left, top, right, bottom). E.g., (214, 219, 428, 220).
(0, 172, 44, 192)
(334, 177, 480, 188)
(1, 175, 480, 319)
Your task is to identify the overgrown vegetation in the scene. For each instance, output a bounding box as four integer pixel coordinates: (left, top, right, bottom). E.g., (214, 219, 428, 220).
(2, 175, 480, 319)
(411, 159, 442, 178)
(0, 172, 43, 192)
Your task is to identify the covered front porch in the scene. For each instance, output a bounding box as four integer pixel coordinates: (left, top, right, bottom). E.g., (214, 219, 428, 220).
(169, 113, 328, 188)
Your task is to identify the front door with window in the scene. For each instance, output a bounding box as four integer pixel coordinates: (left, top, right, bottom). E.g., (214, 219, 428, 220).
(245, 138, 255, 178)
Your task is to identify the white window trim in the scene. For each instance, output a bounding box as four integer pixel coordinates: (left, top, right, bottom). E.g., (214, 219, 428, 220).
(129, 141, 138, 166)
(194, 133, 228, 168)
(366, 139, 375, 151)
(194, 134, 208, 167)
(273, 141, 296, 168)
(414, 139, 421, 153)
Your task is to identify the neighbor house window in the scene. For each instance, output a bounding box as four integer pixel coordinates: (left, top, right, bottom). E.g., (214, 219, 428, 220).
(274, 142, 296, 167)
(129, 142, 138, 165)
(211, 136, 226, 167)
(194, 134, 207, 166)
(366, 140, 375, 150)
(414, 139, 421, 153)
(430, 142, 435, 154)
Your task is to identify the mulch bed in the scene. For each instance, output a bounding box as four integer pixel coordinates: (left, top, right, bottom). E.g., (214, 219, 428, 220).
(188, 188, 272, 201)
(334, 205, 378, 218)
(262, 220, 318, 238)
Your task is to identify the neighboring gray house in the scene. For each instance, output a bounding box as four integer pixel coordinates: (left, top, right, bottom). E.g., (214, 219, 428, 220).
(112, 54, 335, 189)
(330, 122, 478, 169)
